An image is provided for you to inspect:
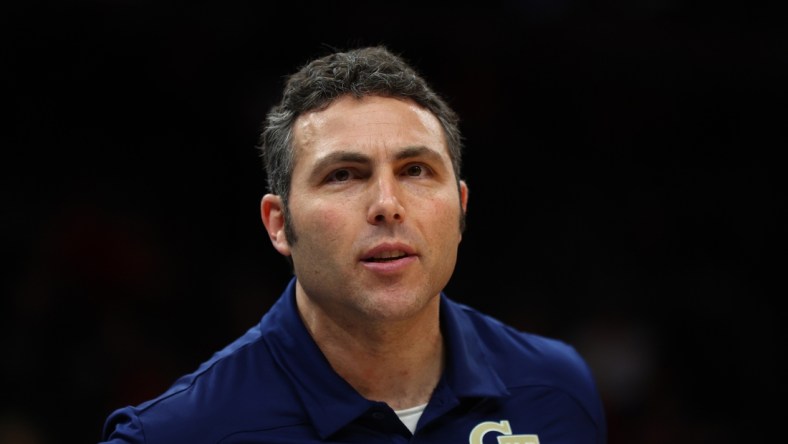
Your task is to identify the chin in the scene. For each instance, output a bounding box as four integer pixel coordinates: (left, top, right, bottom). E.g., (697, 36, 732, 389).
(358, 290, 438, 322)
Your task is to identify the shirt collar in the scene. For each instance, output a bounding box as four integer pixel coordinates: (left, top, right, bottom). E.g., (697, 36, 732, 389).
(261, 277, 372, 439)
(261, 277, 508, 439)
(438, 293, 510, 399)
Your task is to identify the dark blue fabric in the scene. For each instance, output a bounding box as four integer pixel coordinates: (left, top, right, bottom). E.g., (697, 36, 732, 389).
(100, 277, 606, 443)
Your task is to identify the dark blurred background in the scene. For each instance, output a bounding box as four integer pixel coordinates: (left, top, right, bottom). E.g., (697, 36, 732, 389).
(2, 1, 784, 443)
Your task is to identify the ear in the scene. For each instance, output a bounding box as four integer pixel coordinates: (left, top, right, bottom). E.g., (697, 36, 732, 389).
(459, 180, 469, 241)
(261, 194, 292, 257)
(459, 180, 469, 214)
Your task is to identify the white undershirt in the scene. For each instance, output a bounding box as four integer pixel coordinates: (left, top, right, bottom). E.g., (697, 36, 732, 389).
(394, 402, 428, 434)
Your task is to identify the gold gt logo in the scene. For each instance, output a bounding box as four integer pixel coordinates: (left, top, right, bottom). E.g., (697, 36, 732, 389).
(468, 420, 540, 444)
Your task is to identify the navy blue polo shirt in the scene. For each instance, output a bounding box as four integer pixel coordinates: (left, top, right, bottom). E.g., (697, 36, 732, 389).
(101, 278, 606, 443)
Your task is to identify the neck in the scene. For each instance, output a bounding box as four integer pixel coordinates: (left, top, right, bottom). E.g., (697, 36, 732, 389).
(296, 289, 445, 410)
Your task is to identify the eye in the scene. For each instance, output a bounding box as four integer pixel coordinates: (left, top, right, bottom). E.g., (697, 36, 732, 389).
(326, 168, 353, 183)
(404, 164, 426, 177)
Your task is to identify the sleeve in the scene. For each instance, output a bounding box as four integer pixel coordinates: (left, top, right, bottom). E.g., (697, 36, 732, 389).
(566, 344, 608, 444)
(99, 406, 146, 444)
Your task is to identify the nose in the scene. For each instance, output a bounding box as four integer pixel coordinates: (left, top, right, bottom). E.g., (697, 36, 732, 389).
(367, 174, 405, 225)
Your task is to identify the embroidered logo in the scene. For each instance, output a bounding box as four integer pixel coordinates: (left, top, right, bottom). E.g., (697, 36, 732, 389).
(469, 420, 540, 444)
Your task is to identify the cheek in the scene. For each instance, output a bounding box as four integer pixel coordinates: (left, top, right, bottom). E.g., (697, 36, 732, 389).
(295, 202, 349, 244)
(421, 198, 463, 243)
(433, 193, 464, 228)
(319, 211, 347, 241)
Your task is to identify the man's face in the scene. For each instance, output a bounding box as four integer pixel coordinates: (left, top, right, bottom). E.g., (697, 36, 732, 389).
(281, 94, 468, 323)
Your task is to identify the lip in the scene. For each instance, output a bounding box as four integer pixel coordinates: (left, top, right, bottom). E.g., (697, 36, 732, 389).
(360, 242, 418, 274)
(361, 242, 417, 260)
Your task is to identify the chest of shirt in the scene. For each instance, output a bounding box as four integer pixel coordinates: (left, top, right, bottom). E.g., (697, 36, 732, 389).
(214, 388, 599, 444)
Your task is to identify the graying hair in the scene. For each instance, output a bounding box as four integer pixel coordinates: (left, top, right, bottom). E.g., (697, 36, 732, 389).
(257, 45, 465, 245)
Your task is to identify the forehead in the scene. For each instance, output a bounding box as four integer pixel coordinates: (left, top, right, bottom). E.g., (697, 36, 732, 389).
(292, 95, 447, 159)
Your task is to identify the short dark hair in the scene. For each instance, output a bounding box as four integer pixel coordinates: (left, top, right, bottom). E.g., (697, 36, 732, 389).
(258, 45, 465, 245)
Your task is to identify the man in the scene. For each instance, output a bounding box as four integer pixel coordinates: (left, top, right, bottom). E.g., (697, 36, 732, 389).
(100, 45, 607, 443)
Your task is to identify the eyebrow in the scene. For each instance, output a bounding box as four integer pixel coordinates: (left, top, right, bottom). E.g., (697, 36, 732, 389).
(311, 145, 443, 173)
(396, 145, 443, 163)
(311, 151, 369, 174)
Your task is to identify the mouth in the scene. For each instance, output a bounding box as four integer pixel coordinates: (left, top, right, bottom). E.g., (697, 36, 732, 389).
(363, 250, 410, 263)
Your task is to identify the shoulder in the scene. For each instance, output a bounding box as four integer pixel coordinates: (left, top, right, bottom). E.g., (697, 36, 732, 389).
(474, 310, 589, 380)
(448, 299, 603, 412)
(101, 324, 301, 444)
